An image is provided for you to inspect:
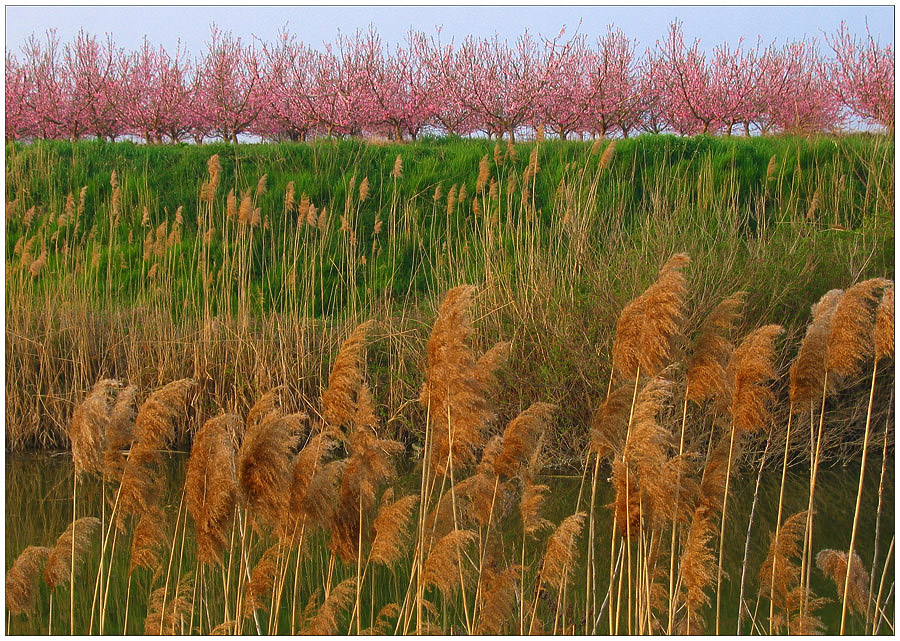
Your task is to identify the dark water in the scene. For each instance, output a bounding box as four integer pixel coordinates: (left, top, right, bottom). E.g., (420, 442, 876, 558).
(5, 451, 895, 635)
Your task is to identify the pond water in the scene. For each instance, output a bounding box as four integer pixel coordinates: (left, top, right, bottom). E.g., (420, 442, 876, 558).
(5, 450, 894, 635)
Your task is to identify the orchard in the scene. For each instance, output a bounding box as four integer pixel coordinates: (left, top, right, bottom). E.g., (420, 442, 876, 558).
(4, 20, 894, 142)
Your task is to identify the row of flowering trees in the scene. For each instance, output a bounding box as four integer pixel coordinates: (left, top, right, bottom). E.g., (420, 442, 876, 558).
(5, 21, 894, 143)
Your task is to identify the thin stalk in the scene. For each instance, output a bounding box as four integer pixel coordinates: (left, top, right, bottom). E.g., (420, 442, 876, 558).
(69, 472, 77, 634)
(866, 391, 892, 632)
(839, 359, 879, 634)
(714, 422, 738, 634)
(737, 433, 771, 633)
(667, 391, 690, 634)
(800, 371, 830, 625)
(873, 536, 894, 635)
(123, 573, 132, 634)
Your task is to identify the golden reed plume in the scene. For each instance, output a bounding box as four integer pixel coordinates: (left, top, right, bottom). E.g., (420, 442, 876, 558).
(420, 286, 508, 475)
(144, 572, 193, 634)
(369, 491, 419, 568)
(322, 320, 376, 430)
(423, 529, 478, 602)
(759, 510, 807, 607)
(70, 378, 120, 477)
(330, 429, 404, 562)
(243, 542, 287, 617)
(685, 293, 744, 407)
(612, 253, 690, 381)
(730, 325, 783, 434)
(827, 278, 891, 378)
(303, 577, 357, 635)
(540, 512, 586, 594)
(289, 432, 338, 521)
(6, 546, 50, 615)
(129, 506, 165, 573)
(103, 384, 138, 482)
(589, 385, 633, 460)
(185, 414, 240, 566)
(236, 410, 301, 533)
(789, 289, 843, 411)
(476, 564, 521, 634)
(132, 378, 194, 455)
(362, 603, 400, 635)
(816, 549, 870, 616)
(494, 402, 555, 478)
(300, 460, 346, 533)
(875, 283, 894, 362)
(44, 517, 100, 590)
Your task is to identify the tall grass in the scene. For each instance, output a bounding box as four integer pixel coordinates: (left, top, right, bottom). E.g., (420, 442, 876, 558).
(5, 135, 893, 459)
(5, 265, 894, 635)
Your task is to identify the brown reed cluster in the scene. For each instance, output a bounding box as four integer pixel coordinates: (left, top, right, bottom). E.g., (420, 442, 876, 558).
(7, 253, 893, 636)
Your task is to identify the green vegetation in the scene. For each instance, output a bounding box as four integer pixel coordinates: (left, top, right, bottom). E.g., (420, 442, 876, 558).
(5, 134, 894, 454)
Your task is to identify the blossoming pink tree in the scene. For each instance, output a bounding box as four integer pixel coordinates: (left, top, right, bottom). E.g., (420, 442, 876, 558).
(119, 38, 193, 142)
(193, 26, 263, 143)
(758, 39, 839, 134)
(826, 22, 894, 130)
(652, 21, 718, 135)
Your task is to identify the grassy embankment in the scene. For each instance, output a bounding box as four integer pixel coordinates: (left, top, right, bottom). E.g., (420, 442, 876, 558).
(5, 134, 894, 458)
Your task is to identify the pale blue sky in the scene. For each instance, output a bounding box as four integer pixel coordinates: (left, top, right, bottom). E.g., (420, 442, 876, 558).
(5, 5, 894, 57)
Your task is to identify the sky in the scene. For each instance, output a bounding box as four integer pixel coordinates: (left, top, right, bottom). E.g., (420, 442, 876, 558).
(4, 4, 895, 57)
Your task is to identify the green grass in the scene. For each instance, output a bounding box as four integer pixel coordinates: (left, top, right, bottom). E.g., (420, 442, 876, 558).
(4, 134, 894, 455)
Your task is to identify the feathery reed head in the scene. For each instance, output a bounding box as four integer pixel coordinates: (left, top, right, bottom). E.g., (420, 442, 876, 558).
(789, 289, 843, 410)
(875, 283, 894, 362)
(521, 475, 553, 538)
(612, 253, 690, 381)
(541, 512, 586, 594)
(237, 410, 299, 532)
(816, 549, 869, 616)
(476, 565, 521, 634)
(369, 493, 419, 568)
(362, 603, 400, 635)
(186, 414, 240, 566)
(301, 459, 346, 532)
(590, 385, 633, 460)
(827, 278, 891, 377)
(758, 510, 808, 605)
(730, 325, 783, 434)
(494, 402, 555, 478)
(421, 286, 507, 476)
(133, 378, 194, 454)
(289, 432, 337, 519)
(70, 378, 120, 477)
(44, 517, 100, 590)
(423, 529, 477, 602)
(129, 506, 166, 573)
(685, 292, 744, 407)
(303, 577, 357, 635)
(322, 320, 376, 430)
(6, 546, 50, 615)
(679, 505, 718, 617)
(144, 572, 193, 635)
(330, 429, 404, 562)
(103, 384, 138, 482)
(243, 542, 287, 617)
